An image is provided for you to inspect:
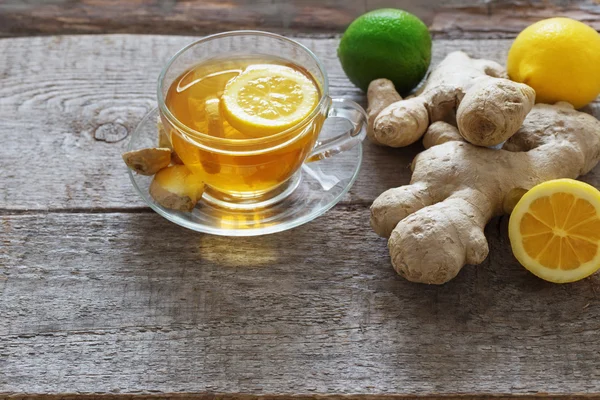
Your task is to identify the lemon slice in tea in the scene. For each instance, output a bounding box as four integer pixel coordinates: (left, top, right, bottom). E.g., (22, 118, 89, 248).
(509, 179, 600, 283)
(222, 64, 319, 136)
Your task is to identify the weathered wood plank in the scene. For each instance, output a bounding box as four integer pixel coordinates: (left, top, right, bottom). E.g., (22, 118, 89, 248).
(0, 0, 598, 38)
(3, 396, 600, 400)
(430, 1, 600, 39)
(2, 209, 600, 395)
(0, 34, 403, 211)
(3, 397, 600, 400)
(1, 35, 599, 211)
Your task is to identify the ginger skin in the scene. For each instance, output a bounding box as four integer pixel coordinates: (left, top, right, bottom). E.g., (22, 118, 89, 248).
(122, 148, 172, 175)
(370, 102, 600, 284)
(149, 165, 205, 212)
(367, 79, 401, 143)
(125, 120, 201, 212)
(369, 52, 536, 148)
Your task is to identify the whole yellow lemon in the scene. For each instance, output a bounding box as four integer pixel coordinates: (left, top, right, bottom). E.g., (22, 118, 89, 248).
(507, 17, 600, 109)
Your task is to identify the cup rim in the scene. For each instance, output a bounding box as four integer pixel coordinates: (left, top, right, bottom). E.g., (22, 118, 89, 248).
(157, 30, 330, 146)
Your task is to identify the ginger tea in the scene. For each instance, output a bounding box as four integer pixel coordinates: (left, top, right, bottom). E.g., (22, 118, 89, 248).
(164, 56, 325, 197)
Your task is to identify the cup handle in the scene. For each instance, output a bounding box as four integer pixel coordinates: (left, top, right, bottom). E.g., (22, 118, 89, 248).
(306, 97, 367, 162)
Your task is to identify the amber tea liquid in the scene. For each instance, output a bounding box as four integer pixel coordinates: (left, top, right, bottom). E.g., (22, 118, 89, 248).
(164, 56, 324, 197)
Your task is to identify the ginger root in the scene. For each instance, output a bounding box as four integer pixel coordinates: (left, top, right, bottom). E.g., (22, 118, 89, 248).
(370, 102, 600, 284)
(368, 51, 536, 147)
(122, 148, 171, 175)
(366, 79, 402, 143)
(124, 119, 201, 212)
(149, 165, 205, 212)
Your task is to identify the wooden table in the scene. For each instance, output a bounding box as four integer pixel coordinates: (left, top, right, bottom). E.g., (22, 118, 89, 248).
(2, 1, 600, 398)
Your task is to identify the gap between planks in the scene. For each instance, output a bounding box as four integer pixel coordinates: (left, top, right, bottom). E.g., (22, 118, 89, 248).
(3, 394, 600, 400)
(0, 203, 372, 216)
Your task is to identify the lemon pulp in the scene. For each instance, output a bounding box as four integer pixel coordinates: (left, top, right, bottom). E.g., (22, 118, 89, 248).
(509, 179, 600, 283)
(222, 64, 319, 137)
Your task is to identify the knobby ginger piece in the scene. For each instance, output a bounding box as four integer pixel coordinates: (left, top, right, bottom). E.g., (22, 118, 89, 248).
(366, 79, 401, 144)
(149, 165, 205, 212)
(370, 102, 600, 284)
(367, 51, 536, 147)
(122, 147, 171, 175)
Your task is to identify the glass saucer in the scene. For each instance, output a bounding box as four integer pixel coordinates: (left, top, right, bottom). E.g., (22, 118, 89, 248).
(127, 108, 362, 236)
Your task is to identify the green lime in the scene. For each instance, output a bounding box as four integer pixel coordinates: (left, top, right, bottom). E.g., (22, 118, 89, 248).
(337, 8, 432, 94)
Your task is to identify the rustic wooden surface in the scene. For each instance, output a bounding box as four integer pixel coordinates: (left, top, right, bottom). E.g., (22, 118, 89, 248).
(2, 0, 600, 397)
(1, 35, 598, 212)
(2, 33, 600, 399)
(1, 0, 599, 38)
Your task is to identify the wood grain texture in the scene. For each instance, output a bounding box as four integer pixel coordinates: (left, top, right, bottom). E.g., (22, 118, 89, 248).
(0, 0, 598, 38)
(1, 35, 598, 211)
(2, 210, 600, 396)
(3, 33, 600, 397)
(4, 397, 600, 400)
(430, 0, 600, 39)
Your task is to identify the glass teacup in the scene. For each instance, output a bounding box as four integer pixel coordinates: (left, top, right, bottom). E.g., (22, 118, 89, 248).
(158, 31, 366, 209)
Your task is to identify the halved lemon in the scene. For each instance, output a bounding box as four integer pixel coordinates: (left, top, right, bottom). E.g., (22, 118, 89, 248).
(509, 179, 600, 283)
(222, 64, 319, 136)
